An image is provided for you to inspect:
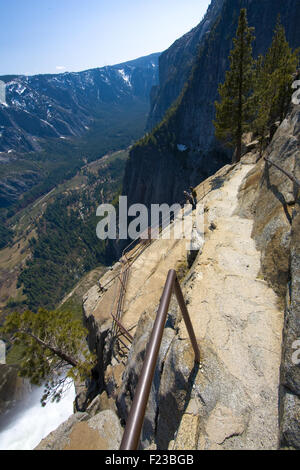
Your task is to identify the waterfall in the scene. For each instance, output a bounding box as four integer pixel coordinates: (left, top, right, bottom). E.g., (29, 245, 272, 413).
(0, 381, 75, 450)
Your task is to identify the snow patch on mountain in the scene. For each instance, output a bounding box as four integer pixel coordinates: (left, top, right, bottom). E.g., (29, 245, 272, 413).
(117, 69, 132, 87)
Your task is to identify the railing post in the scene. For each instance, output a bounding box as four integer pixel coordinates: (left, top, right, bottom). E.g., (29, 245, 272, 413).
(119, 269, 200, 450)
(120, 270, 176, 450)
(173, 275, 200, 364)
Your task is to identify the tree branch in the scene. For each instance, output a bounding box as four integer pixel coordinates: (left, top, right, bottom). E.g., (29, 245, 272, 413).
(18, 328, 79, 368)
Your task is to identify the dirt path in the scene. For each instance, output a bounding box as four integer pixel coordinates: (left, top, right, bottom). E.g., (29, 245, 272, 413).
(177, 163, 283, 449)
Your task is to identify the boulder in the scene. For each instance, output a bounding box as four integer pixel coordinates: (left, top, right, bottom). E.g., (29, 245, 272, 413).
(36, 409, 122, 450)
(86, 391, 116, 417)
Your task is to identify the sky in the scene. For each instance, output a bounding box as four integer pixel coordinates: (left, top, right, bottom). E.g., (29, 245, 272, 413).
(0, 0, 211, 76)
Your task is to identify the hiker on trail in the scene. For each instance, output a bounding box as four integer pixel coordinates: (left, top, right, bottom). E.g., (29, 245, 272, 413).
(98, 280, 106, 293)
(190, 186, 197, 208)
(183, 190, 196, 210)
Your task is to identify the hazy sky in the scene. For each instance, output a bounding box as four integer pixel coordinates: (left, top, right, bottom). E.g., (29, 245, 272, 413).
(0, 0, 211, 76)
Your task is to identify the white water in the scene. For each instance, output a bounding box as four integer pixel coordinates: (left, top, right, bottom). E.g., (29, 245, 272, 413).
(0, 382, 75, 450)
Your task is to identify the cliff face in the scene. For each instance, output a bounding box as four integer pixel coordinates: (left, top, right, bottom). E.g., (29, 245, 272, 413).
(123, 0, 300, 211)
(146, 0, 225, 130)
(238, 103, 300, 449)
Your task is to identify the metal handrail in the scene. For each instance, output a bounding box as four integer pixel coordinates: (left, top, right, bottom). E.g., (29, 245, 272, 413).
(100, 189, 206, 294)
(120, 269, 200, 450)
(264, 156, 300, 187)
(111, 240, 152, 343)
(121, 196, 187, 258)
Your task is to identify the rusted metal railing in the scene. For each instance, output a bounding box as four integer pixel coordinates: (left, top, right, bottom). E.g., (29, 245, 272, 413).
(111, 313, 134, 343)
(120, 269, 200, 450)
(111, 242, 151, 345)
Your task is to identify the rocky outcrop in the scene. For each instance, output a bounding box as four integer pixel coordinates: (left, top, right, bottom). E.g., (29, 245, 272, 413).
(280, 206, 300, 449)
(148, 0, 300, 131)
(79, 122, 298, 449)
(238, 106, 299, 297)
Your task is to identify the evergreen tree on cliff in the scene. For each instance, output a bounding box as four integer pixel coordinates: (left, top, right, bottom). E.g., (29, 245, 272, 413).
(253, 18, 299, 148)
(1, 309, 96, 406)
(214, 9, 255, 163)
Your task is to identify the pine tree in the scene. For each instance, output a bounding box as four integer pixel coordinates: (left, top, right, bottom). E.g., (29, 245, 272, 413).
(214, 9, 255, 163)
(1, 309, 96, 406)
(251, 55, 274, 155)
(253, 18, 299, 147)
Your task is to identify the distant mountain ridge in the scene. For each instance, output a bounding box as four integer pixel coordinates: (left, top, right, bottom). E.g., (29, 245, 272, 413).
(0, 53, 160, 153)
(0, 53, 159, 211)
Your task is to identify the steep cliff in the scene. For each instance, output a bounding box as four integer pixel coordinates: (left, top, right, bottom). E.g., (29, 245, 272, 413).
(123, 0, 300, 211)
(146, 0, 225, 130)
(31, 0, 300, 449)
(238, 103, 300, 449)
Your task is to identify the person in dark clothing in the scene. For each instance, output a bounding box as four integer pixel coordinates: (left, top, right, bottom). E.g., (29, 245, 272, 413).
(98, 280, 106, 293)
(184, 190, 196, 210)
(190, 187, 197, 207)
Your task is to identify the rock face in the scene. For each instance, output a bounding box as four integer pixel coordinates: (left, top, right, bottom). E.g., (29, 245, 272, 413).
(123, 0, 300, 212)
(238, 104, 300, 449)
(146, 0, 225, 130)
(238, 106, 299, 298)
(79, 108, 299, 448)
(281, 206, 300, 449)
(35, 410, 123, 450)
